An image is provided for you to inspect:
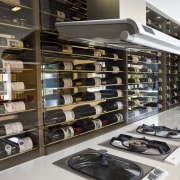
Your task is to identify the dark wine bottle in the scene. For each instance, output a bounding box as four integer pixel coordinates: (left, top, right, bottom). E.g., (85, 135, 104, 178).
(99, 112, 124, 126)
(73, 91, 102, 102)
(73, 77, 101, 86)
(43, 109, 68, 125)
(44, 61, 73, 70)
(98, 100, 123, 112)
(43, 94, 73, 107)
(101, 76, 122, 85)
(0, 122, 23, 136)
(43, 78, 73, 88)
(0, 140, 19, 158)
(72, 118, 95, 133)
(44, 126, 65, 144)
(128, 78, 140, 84)
(0, 101, 26, 114)
(75, 63, 102, 71)
(72, 104, 97, 118)
(100, 89, 123, 98)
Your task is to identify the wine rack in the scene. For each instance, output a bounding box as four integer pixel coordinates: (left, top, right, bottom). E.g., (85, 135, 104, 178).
(41, 38, 126, 152)
(127, 51, 159, 122)
(0, 0, 41, 171)
(146, 6, 180, 111)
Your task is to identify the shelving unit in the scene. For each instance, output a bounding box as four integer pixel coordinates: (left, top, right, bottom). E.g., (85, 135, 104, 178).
(0, 0, 41, 171)
(127, 50, 159, 122)
(146, 6, 180, 111)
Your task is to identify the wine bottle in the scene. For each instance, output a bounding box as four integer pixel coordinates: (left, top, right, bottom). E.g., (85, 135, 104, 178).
(0, 140, 19, 158)
(98, 100, 123, 112)
(128, 67, 140, 72)
(44, 61, 73, 70)
(128, 55, 139, 63)
(0, 59, 24, 71)
(44, 126, 65, 144)
(72, 104, 97, 119)
(100, 89, 123, 98)
(75, 63, 102, 71)
(43, 78, 73, 88)
(140, 57, 152, 64)
(43, 109, 67, 125)
(103, 65, 120, 72)
(73, 91, 101, 102)
(43, 94, 73, 107)
(128, 78, 140, 84)
(73, 77, 101, 86)
(99, 112, 124, 126)
(0, 122, 23, 136)
(72, 46, 94, 56)
(101, 76, 122, 85)
(72, 118, 95, 133)
(0, 101, 25, 114)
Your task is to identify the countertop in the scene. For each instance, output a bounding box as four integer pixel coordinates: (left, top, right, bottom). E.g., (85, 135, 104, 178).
(1, 106, 180, 180)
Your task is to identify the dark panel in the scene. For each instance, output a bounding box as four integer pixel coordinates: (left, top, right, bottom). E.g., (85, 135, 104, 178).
(87, 0, 119, 20)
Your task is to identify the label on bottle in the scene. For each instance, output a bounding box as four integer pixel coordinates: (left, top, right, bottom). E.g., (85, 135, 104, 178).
(94, 92, 101, 100)
(94, 49, 102, 57)
(133, 110, 141, 117)
(2, 59, 24, 71)
(5, 144, 12, 155)
(94, 63, 102, 71)
(56, 10, 65, 22)
(62, 94, 73, 105)
(158, 104, 163, 109)
(145, 58, 152, 64)
(112, 66, 120, 72)
(116, 101, 123, 109)
(94, 105, 102, 115)
(61, 126, 74, 139)
(173, 92, 177, 96)
(63, 62, 73, 70)
(4, 122, 23, 135)
(3, 101, 25, 113)
(64, 110, 75, 122)
(11, 82, 25, 91)
(173, 84, 177, 89)
(135, 89, 140, 95)
(134, 99, 140, 105)
(148, 78, 152, 83)
(63, 78, 72, 87)
(62, 45, 72, 54)
(132, 56, 139, 63)
(115, 113, 123, 122)
(116, 77, 122, 84)
(117, 90, 123, 97)
(18, 137, 33, 153)
(148, 97, 153, 102)
(113, 53, 119, 60)
(146, 107, 153, 112)
(135, 78, 140, 83)
(94, 78, 101, 86)
(7, 39, 24, 48)
(92, 119, 102, 129)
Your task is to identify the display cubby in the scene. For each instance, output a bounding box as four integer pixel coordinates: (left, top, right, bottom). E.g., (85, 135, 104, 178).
(127, 50, 159, 122)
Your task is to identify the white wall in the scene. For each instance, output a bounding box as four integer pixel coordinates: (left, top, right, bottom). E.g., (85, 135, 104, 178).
(119, 0, 146, 24)
(147, 0, 180, 25)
